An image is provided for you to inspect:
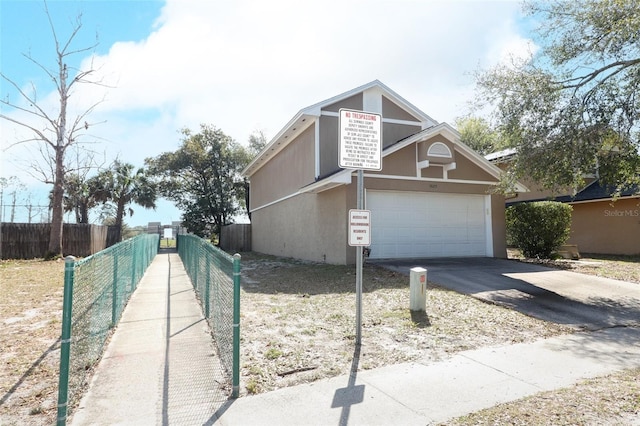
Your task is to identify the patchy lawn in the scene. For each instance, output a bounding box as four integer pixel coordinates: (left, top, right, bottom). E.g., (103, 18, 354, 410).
(508, 249, 640, 284)
(0, 259, 64, 425)
(2, 251, 639, 425)
(239, 253, 571, 395)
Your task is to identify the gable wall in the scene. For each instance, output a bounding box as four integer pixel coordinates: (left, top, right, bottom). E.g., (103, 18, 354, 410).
(366, 135, 498, 182)
(374, 144, 416, 176)
(383, 123, 422, 149)
(382, 95, 420, 121)
(318, 92, 423, 178)
(448, 153, 496, 181)
(319, 115, 340, 177)
(250, 125, 315, 209)
(322, 93, 363, 112)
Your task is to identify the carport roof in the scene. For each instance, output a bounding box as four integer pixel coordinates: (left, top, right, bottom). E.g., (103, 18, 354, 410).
(558, 180, 639, 203)
(507, 179, 640, 206)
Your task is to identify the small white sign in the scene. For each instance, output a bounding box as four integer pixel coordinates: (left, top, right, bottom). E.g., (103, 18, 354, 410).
(339, 109, 382, 171)
(348, 209, 371, 246)
(163, 228, 173, 239)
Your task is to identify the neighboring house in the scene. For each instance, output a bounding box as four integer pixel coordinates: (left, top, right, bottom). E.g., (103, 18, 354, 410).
(242, 80, 526, 264)
(488, 151, 640, 256)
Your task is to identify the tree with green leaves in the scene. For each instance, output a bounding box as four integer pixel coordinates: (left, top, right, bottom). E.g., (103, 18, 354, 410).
(146, 124, 248, 240)
(248, 129, 268, 157)
(93, 160, 157, 242)
(455, 116, 503, 156)
(240, 130, 269, 219)
(474, 0, 640, 195)
(62, 173, 97, 224)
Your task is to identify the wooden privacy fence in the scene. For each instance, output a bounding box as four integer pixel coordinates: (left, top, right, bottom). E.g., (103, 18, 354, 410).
(0, 223, 114, 259)
(220, 224, 251, 252)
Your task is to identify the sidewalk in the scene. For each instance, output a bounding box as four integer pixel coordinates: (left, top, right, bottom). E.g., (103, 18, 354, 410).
(214, 326, 640, 425)
(71, 251, 640, 425)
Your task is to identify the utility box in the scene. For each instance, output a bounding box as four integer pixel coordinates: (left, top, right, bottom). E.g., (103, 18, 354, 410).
(410, 267, 427, 312)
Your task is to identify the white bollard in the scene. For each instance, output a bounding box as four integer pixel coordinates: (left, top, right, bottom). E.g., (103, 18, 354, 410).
(409, 267, 427, 312)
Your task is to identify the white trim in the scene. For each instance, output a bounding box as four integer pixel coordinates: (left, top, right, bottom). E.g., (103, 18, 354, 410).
(363, 172, 500, 187)
(321, 110, 422, 127)
(300, 169, 353, 193)
(443, 162, 457, 179)
(320, 110, 339, 117)
(249, 191, 301, 213)
(384, 117, 424, 127)
(242, 113, 315, 176)
(427, 142, 453, 158)
(363, 86, 383, 113)
(417, 160, 430, 170)
(484, 194, 494, 256)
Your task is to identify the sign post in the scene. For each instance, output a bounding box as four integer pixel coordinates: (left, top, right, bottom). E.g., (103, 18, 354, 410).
(340, 109, 382, 346)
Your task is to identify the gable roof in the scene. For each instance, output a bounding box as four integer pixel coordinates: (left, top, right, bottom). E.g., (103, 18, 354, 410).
(242, 80, 438, 177)
(301, 123, 529, 194)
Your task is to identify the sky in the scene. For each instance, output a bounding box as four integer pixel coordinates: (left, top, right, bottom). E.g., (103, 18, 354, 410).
(0, 0, 537, 227)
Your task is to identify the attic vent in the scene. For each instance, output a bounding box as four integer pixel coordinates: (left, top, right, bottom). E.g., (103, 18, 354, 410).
(427, 142, 452, 158)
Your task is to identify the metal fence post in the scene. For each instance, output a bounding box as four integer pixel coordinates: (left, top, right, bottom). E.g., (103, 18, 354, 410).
(193, 240, 199, 290)
(204, 249, 211, 319)
(130, 242, 138, 291)
(57, 256, 76, 426)
(232, 253, 241, 398)
(112, 253, 118, 327)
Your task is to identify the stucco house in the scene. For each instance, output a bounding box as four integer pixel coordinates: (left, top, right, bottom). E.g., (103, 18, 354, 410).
(242, 81, 526, 264)
(488, 149, 639, 256)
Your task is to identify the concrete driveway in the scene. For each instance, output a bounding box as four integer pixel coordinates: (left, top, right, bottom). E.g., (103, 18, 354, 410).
(373, 257, 640, 330)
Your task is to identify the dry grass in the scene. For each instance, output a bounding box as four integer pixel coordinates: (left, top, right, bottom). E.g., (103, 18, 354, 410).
(0, 259, 64, 425)
(239, 253, 572, 395)
(447, 368, 640, 426)
(1, 252, 639, 425)
(509, 249, 640, 284)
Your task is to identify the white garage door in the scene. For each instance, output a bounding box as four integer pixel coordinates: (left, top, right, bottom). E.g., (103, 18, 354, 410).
(367, 190, 489, 259)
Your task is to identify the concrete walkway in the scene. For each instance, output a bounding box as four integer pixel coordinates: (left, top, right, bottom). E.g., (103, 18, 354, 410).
(70, 252, 640, 425)
(71, 251, 228, 425)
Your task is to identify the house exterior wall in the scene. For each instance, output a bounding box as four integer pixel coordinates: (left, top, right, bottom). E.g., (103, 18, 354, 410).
(250, 125, 316, 208)
(251, 187, 349, 264)
(251, 136, 508, 264)
(490, 193, 508, 257)
(567, 198, 640, 255)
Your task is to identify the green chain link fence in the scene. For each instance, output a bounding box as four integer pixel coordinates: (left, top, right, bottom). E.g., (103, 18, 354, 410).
(177, 234, 241, 398)
(57, 233, 159, 425)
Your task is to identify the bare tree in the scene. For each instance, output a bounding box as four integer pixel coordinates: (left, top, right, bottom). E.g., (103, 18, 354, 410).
(0, 1, 104, 258)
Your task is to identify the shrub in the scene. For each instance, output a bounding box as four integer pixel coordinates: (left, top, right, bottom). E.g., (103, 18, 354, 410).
(506, 201, 572, 259)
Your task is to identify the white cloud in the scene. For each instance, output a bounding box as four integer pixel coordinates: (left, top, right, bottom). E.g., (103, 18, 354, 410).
(2, 0, 535, 225)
